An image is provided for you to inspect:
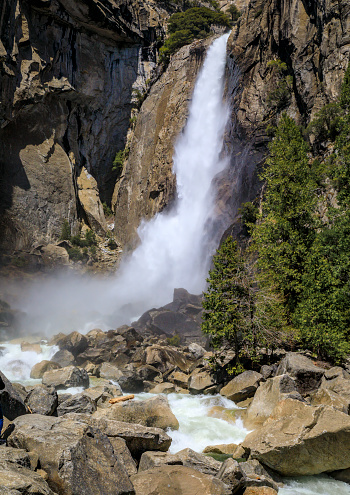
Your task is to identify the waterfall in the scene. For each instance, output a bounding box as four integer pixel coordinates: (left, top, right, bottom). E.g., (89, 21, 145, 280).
(104, 33, 230, 322)
(15, 34, 230, 333)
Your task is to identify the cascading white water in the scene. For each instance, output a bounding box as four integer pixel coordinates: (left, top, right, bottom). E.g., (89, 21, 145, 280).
(103, 33, 231, 321)
(14, 33, 231, 333)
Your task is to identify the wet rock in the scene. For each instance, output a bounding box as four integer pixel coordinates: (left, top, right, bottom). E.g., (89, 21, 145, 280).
(30, 360, 61, 379)
(92, 416, 172, 459)
(50, 349, 75, 367)
(55, 331, 89, 358)
(83, 384, 122, 407)
(188, 369, 216, 394)
(276, 352, 325, 394)
(148, 382, 176, 394)
(168, 371, 189, 389)
(0, 371, 28, 420)
(203, 444, 239, 455)
(131, 465, 231, 495)
(99, 362, 123, 381)
(244, 374, 302, 428)
(20, 342, 42, 354)
(57, 393, 96, 416)
(25, 385, 58, 416)
(242, 398, 350, 476)
(93, 395, 179, 430)
(8, 414, 134, 495)
(139, 448, 221, 476)
(220, 371, 263, 402)
(42, 366, 89, 390)
(216, 458, 280, 494)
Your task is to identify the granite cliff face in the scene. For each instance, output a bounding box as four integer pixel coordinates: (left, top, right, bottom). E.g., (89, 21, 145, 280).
(0, 0, 170, 253)
(228, 0, 350, 140)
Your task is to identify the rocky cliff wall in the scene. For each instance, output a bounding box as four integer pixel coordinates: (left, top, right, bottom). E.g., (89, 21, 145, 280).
(229, 0, 350, 139)
(0, 0, 171, 253)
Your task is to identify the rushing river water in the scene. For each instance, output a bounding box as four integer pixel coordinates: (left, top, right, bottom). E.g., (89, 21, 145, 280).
(1, 343, 350, 494)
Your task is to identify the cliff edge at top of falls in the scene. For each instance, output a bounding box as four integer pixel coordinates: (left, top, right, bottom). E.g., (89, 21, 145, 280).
(0, 0, 172, 256)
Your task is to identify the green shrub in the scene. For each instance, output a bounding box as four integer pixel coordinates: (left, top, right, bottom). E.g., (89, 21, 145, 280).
(227, 4, 241, 22)
(85, 229, 97, 246)
(67, 246, 85, 261)
(306, 103, 342, 145)
(266, 59, 293, 112)
(103, 202, 113, 217)
(113, 147, 129, 175)
(160, 7, 230, 63)
(167, 333, 181, 346)
(60, 219, 71, 241)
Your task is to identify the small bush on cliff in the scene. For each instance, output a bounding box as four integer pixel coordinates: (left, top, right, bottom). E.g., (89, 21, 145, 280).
(266, 59, 293, 112)
(60, 220, 71, 241)
(160, 7, 230, 63)
(227, 4, 241, 22)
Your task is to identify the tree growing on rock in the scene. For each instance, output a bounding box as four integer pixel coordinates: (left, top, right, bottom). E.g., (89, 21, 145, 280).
(202, 236, 286, 374)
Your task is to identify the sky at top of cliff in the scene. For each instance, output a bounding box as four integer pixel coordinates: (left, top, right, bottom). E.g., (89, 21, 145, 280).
(13, 34, 230, 336)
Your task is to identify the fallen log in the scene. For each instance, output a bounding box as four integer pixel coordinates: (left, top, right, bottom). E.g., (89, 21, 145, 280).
(109, 394, 134, 404)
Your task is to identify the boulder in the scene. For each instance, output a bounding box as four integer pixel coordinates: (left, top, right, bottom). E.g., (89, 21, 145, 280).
(109, 437, 137, 476)
(242, 398, 350, 476)
(91, 416, 172, 459)
(310, 387, 350, 414)
(0, 462, 55, 495)
(131, 465, 231, 495)
(321, 372, 350, 400)
(145, 345, 192, 372)
(83, 384, 122, 407)
(93, 395, 179, 430)
(139, 448, 221, 476)
(203, 444, 238, 455)
(7, 414, 134, 495)
(259, 365, 277, 380)
(188, 369, 216, 394)
(99, 362, 123, 381)
(0, 446, 33, 469)
(57, 392, 96, 416)
(42, 366, 89, 390)
(30, 360, 61, 379)
(0, 371, 28, 420)
(243, 489, 278, 495)
(168, 371, 189, 389)
(276, 352, 325, 394)
(25, 385, 58, 416)
(216, 458, 280, 494)
(55, 331, 89, 358)
(244, 374, 302, 428)
(188, 343, 206, 359)
(20, 342, 42, 354)
(220, 371, 263, 403)
(50, 349, 75, 367)
(329, 467, 350, 484)
(149, 382, 176, 394)
(40, 244, 70, 266)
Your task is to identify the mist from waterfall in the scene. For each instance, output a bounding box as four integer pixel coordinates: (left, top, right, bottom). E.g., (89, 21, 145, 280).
(11, 33, 230, 335)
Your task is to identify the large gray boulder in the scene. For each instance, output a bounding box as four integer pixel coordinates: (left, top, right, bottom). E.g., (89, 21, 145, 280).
(0, 371, 28, 420)
(42, 366, 89, 390)
(108, 437, 137, 476)
(57, 393, 96, 416)
(25, 385, 58, 416)
(188, 369, 217, 394)
(139, 448, 221, 476)
(131, 465, 231, 495)
(220, 371, 263, 403)
(50, 349, 75, 368)
(30, 360, 61, 379)
(242, 398, 350, 476)
(7, 414, 135, 495)
(0, 463, 56, 495)
(244, 374, 302, 428)
(89, 415, 172, 459)
(216, 458, 281, 494)
(55, 331, 89, 357)
(276, 352, 325, 394)
(93, 395, 179, 430)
